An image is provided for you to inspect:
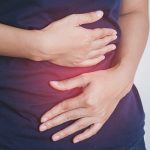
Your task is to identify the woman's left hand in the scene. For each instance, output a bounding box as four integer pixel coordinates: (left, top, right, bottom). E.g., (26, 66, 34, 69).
(39, 65, 133, 143)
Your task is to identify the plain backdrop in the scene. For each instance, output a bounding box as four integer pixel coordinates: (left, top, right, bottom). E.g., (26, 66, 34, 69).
(134, 3, 150, 149)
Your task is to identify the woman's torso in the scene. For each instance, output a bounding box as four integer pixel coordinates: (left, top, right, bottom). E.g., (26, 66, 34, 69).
(0, 0, 145, 149)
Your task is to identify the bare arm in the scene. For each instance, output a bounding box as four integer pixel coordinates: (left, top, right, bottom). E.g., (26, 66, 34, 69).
(39, 0, 149, 143)
(0, 24, 39, 60)
(113, 0, 149, 80)
(0, 11, 117, 67)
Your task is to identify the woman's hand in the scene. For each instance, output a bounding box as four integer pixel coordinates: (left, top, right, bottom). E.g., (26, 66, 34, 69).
(34, 10, 117, 67)
(39, 64, 133, 143)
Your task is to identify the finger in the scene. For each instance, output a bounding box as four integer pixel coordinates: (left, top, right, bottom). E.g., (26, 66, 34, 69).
(41, 94, 85, 123)
(39, 108, 88, 132)
(91, 28, 117, 40)
(52, 117, 93, 141)
(73, 123, 102, 143)
(72, 10, 104, 26)
(90, 35, 117, 50)
(77, 55, 105, 67)
(86, 44, 116, 59)
(49, 74, 88, 91)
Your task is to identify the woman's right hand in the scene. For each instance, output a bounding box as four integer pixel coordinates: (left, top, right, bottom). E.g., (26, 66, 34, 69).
(35, 10, 117, 67)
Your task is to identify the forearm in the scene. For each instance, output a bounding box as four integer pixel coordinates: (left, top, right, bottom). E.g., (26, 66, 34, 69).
(0, 23, 42, 60)
(113, 5, 149, 80)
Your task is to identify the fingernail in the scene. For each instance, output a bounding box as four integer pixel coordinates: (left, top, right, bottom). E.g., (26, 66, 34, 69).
(96, 10, 103, 18)
(50, 81, 59, 85)
(112, 35, 117, 40)
(73, 139, 79, 143)
(39, 125, 47, 132)
(41, 117, 48, 123)
(112, 30, 117, 35)
(112, 45, 116, 49)
(52, 135, 60, 141)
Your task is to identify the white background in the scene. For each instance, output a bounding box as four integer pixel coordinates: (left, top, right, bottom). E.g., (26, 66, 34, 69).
(135, 3, 150, 149)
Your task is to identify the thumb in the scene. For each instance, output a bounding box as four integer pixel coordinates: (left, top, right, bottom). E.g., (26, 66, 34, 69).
(74, 10, 104, 26)
(49, 75, 89, 90)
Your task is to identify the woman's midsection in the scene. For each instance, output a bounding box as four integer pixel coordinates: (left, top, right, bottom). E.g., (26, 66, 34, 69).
(0, 16, 120, 117)
(0, 50, 115, 112)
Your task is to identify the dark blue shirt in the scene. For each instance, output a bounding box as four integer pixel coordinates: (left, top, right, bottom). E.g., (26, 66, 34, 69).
(0, 0, 145, 149)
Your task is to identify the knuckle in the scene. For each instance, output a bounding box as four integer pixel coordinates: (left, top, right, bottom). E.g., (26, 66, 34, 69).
(102, 38, 109, 45)
(71, 61, 80, 66)
(100, 40, 108, 47)
(100, 29, 106, 36)
(77, 123, 85, 129)
(65, 114, 71, 121)
(84, 97, 96, 108)
(59, 131, 67, 137)
(83, 35, 93, 47)
(81, 40, 90, 50)
(75, 54, 84, 62)
(110, 36, 114, 42)
(60, 102, 68, 111)
(81, 92, 90, 105)
(96, 29, 103, 37)
(72, 114, 79, 120)
(45, 122, 52, 128)
(85, 100, 95, 108)
(84, 40, 92, 50)
(91, 31, 97, 40)
(80, 73, 89, 86)
(102, 28, 111, 36)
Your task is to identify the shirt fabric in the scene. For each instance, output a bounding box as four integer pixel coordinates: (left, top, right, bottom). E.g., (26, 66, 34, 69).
(0, 0, 145, 149)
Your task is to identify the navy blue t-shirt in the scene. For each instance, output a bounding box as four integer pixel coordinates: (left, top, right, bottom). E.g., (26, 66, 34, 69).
(0, 0, 145, 149)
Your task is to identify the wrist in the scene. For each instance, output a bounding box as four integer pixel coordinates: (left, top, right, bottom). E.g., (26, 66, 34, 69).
(111, 49, 138, 80)
(26, 30, 49, 61)
(28, 29, 57, 61)
(112, 57, 136, 83)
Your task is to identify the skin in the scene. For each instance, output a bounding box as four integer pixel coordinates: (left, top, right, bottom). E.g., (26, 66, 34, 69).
(39, 0, 149, 144)
(0, 11, 117, 67)
(0, 0, 149, 145)
(38, 11, 117, 67)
